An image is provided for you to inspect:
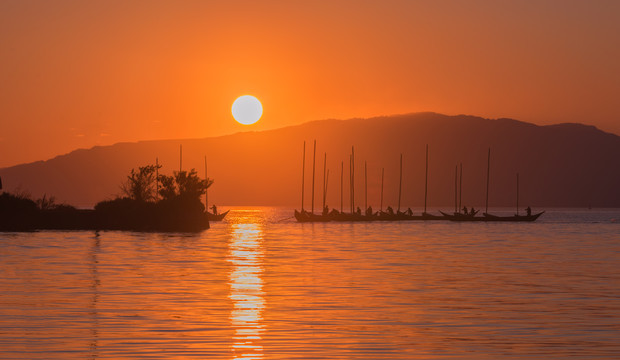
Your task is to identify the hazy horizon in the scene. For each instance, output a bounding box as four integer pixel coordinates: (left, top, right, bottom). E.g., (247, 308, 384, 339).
(2, 111, 617, 169)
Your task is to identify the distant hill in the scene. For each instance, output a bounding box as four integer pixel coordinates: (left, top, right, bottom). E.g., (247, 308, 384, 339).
(1, 112, 619, 209)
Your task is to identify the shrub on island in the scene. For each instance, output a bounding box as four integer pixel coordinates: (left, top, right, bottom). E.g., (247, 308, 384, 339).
(0, 164, 214, 232)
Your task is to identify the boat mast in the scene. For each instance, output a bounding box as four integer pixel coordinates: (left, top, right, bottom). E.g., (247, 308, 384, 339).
(325, 169, 329, 209)
(424, 145, 428, 214)
(349, 154, 353, 213)
(340, 161, 343, 213)
(380, 167, 384, 212)
(155, 157, 159, 202)
(179, 144, 182, 173)
(485, 147, 491, 214)
(398, 153, 403, 212)
(516, 173, 519, 215)
(311, 140, 316, 214)
(301, 141, 306, 211)
(459, 163, 463, 213)
(322, 152, 327, 211)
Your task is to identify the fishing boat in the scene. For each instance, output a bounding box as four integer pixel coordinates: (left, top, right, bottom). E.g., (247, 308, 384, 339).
(295, 140, 330, 222)
(294, 209, 331, 222)
(482, 211, 545, 222)
(206, 209, 230, 221)
(439, 210, 485, 221)
(411, 145, 449, 221)
(446, 149, 543, 222)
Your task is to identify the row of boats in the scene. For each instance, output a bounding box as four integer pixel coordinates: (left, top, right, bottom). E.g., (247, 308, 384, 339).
(295, 209, 544, 222)
(294, 142, 544, 223)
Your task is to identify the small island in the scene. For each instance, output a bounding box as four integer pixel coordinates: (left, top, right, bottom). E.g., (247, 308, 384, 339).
(0, 164, 213, 232)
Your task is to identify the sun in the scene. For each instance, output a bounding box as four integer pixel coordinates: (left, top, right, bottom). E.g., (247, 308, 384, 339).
(231, 95, 263, 125)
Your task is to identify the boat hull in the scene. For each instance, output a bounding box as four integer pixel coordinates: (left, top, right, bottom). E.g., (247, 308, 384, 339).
(206, 210, 229, 221)
(482, 211, 545, 222)
(440, 210, 544, 222)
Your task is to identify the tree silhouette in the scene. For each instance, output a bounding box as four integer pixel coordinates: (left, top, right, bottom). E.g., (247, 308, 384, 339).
(120, 164, 161, 202)
(158, 169, 213, 201)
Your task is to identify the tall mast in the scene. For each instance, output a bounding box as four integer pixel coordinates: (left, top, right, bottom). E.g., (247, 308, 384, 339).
(311, 140, 316, 214)
(322, 152, 327, 211)
(485, 147, 491, 214)
(380, 167, 384, 212)
(459, 163, 463, 213)
(364, 161, 368, 211)
(454, 164, 458, 213)
(340, 161, 343, 213)
(398, 153, 403, 212)
(179, 144, 182, 173)
(325, 169, 329, 209)
(349, 154, 353, 213)
(301, 141, 306, 211)
(516, 173, 520, 215)
(424, 145, 428, 214)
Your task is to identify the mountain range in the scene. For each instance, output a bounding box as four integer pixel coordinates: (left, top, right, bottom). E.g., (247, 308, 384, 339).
(1, 112, 619, 209)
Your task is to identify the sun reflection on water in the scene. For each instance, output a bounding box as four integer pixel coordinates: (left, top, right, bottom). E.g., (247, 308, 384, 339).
(228, 213, 265, 360)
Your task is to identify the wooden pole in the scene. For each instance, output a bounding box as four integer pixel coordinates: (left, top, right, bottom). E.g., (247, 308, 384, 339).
(340, 161, 343, 213)
(486, 148, 491, 214)
(322, 152, 327, 211)
(301, 141, 306, 211)
(398, 153, 403, 212)
(311, 140, 316, 214)
(349, 154, 353, 213)
(381, 167, 384, 212)
(459, 163, 463, 213)
(516, 173, 520, 215)
(424, 144, 428, 214)
(325, 169, 330, 209)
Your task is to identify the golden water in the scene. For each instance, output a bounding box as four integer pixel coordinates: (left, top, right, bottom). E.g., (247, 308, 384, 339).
(0, 207, 619, 359)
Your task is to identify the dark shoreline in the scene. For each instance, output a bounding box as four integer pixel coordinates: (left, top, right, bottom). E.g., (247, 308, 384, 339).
(0, 193, 210, 233)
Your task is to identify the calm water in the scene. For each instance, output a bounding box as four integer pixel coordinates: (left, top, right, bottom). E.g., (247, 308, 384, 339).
(0, 208, 619, 359)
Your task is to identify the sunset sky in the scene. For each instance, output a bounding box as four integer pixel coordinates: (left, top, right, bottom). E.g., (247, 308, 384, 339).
(1, 0, 619, 167)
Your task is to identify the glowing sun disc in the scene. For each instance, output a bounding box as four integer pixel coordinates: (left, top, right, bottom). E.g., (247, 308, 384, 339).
(232, 95, 263, 125)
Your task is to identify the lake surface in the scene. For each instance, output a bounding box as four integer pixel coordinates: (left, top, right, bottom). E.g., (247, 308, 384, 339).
(1, 208, 619, 359)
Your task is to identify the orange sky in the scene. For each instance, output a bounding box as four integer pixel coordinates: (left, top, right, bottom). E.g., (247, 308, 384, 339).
(1, 0, 619, 167)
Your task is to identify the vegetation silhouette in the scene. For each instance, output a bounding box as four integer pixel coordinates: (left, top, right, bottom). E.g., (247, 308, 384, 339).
(0, 164, 213, 232)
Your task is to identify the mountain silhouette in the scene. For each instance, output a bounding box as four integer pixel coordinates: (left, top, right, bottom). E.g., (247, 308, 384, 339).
(1, 112, 619, 208)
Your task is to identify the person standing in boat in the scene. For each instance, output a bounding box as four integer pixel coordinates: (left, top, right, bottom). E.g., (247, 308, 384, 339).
(211, 204, 218, 215)
(526, 206, 531, 216)
(366, 206, 373, 217)
(462, 206, 468, 215)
